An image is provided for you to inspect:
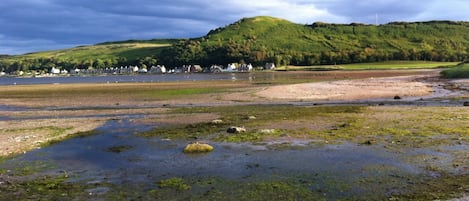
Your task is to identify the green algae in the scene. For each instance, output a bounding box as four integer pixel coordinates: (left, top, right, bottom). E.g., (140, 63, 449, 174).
(138, 105, 363, 142)
(157, 177, 191, 191)
(0, 175, 94, 200)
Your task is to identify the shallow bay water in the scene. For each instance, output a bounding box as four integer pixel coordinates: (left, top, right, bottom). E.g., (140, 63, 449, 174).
(0, 117, 452, 200)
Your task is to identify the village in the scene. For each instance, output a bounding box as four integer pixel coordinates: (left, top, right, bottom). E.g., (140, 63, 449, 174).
(0, 63, 276, 77)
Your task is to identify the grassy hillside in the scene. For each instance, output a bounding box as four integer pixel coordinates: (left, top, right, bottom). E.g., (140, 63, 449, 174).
(0, 41, 173, 73)
(22, 43, 168, 61)
(210, 16, 469, 54)
(163, 16, 469, 66)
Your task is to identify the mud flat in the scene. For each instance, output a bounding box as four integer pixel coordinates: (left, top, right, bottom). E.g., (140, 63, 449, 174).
(0, 70, 468, 200)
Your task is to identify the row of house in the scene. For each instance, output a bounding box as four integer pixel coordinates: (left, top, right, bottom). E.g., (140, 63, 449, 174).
(0, 63, 276, 77)
(44, 63, 276, 75)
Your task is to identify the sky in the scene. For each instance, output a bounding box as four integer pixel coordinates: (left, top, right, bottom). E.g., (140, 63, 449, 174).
(1, 0, 468, 55)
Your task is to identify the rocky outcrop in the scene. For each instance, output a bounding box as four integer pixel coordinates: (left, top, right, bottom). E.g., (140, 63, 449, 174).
(183, 142, 214, 153)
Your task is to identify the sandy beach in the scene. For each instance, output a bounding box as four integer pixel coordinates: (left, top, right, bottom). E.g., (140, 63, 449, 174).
(256, 75, 434, 101)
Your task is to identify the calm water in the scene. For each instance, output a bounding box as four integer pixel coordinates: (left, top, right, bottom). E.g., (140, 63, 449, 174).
(0, 73, 275, 85)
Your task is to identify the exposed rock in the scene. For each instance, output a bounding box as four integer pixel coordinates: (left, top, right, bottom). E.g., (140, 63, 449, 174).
(362, 140, 373, 145)
(183, 142, 214, 153)
(464, 101, 469, 106)
(227, 126, 246, 133)
(259, 129, 276, 134)
(211, 119, 224, 124)
(247, 116, 257, 120)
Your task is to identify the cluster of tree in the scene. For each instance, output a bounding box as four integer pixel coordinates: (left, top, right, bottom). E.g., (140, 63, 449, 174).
(158, 39, 468, 68)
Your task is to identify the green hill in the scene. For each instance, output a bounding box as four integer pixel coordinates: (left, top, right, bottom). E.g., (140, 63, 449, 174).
(0, 40, 175, 73)
(2, 16, 469, 73)
(160, 16, 469, 66)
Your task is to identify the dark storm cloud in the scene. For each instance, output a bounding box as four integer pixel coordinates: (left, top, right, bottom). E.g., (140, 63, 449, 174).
(0, 0, 229, 54)
(1, 0, 468, 55)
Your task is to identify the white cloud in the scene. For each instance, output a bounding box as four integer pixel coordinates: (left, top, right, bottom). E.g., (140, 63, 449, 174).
(411, 0, 469, 21)
(220, 0, 346, 23)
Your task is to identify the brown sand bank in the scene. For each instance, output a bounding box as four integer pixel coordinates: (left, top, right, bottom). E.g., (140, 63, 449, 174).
(256, 75, 433, 101)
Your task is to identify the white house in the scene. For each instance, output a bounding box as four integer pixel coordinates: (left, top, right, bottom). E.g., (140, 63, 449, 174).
(50, 67, 60, 74)
(227, 63, 237, 71)
(150, 65, 166, 73)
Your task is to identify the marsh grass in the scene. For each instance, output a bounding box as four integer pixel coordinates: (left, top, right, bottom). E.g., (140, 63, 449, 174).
(340, 61, 457, 70)
(441, 62, 469, 78)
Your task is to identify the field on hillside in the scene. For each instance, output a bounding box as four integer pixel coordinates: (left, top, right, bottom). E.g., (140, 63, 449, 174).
(10, 43, 170, 62)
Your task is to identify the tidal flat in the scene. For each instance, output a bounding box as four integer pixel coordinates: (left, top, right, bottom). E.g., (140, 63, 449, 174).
(0, 70, 468, 200)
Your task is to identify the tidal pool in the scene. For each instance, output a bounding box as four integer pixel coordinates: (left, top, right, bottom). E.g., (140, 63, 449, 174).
(0, 117, 461, 200)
